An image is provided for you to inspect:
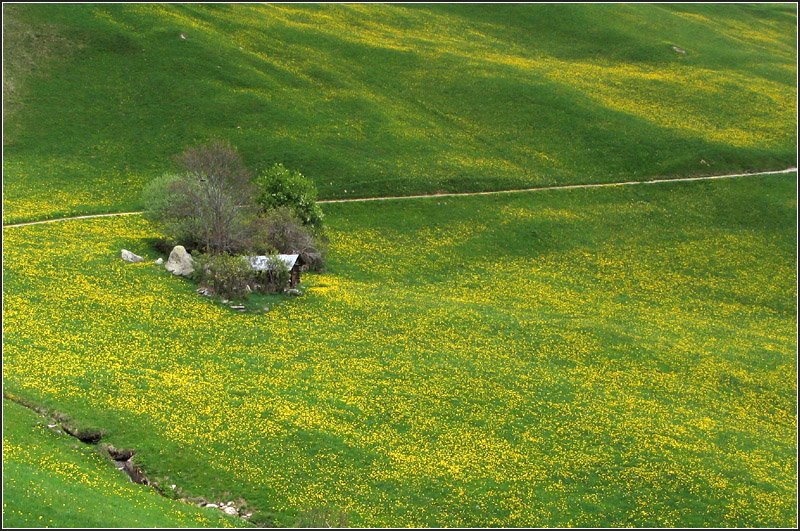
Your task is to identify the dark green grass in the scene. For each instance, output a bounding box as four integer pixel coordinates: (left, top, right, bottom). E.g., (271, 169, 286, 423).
(3, 175, 796, 527)
(2, 3, 796, 223)
(1, 399, 240, 528)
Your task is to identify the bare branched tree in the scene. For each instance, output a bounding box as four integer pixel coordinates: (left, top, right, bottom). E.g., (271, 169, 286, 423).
(144, 140, 262, 254)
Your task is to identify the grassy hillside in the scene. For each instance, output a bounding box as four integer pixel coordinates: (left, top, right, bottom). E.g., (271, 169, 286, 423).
(2, 3, 797, 527)
(3, 174, 796, 527)
(2, 3, 796, 223)
(2, 399, 239, 528)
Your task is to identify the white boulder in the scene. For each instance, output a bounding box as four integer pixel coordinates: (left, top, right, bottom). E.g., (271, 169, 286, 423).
(121, 249, 144, 263)
(165, 246, 194, 276)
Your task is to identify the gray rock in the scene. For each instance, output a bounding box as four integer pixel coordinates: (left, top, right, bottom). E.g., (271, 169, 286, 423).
(154, 257, 164, 265)
(223, 506, 238, 516)
(165, 246, 194, 276)
(121, 249, 144, 263)
(286, 288, 302, 296)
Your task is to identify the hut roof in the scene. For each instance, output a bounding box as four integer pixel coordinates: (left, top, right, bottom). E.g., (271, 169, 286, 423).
(247, 254, 300, 271)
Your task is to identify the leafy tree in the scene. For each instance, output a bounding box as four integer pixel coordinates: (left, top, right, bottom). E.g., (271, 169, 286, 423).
(253, 163, 324, 232)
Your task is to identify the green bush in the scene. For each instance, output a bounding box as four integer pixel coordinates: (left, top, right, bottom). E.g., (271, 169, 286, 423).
(192, 252, 290, 300)
(191, 252, 255, 300)
(141, 174, 202, 249)
(253, 163, 324, 233)
(253, 255, 291, 294)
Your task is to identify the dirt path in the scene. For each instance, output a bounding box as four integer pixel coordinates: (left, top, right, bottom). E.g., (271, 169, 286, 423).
(3, 167, 796, 229)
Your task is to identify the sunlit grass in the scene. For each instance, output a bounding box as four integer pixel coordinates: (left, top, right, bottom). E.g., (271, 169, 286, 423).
(3, 175, 796, 527)
(2, 399, 239, 528)
(2, 3, 796, 223)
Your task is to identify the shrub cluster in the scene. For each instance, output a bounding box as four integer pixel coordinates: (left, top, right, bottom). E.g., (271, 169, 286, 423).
(142, 140, 326, 299)
(191, 253, 290, 300)
(191, 253, 254, 300)
(142, 140, 261, 254)
(254, 207, 326, 271)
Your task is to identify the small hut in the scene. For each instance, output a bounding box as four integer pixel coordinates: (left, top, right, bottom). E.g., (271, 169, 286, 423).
(247, 254, 304, 288)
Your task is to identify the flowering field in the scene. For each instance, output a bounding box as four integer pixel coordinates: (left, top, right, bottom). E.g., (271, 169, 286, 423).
(2, 400, 237, 527)
(3, 175, 796, 527)
(3, 3, 797, 223)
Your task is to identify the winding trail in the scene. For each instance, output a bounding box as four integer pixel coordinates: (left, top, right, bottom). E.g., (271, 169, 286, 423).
(3, 167, 796, 229)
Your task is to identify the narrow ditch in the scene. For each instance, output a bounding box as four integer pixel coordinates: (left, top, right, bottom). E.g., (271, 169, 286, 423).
(4, 393, 256, 523)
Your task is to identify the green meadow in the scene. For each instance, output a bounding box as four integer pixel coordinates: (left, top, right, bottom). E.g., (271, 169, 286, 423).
(2, 2, 798, 529)
(2, 400, 237, 528)
(2, 3, 796, 223)
(3, 175, 797, 527)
